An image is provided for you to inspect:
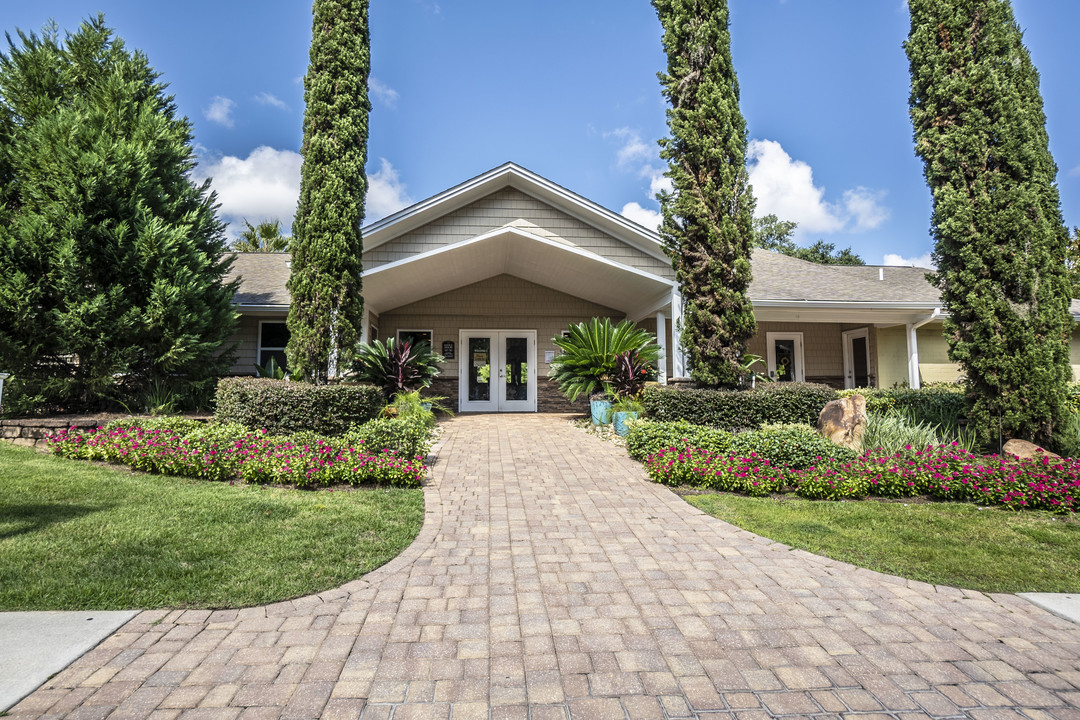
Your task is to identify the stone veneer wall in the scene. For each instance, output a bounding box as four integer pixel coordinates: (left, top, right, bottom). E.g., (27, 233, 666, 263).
(1, 415, 211, 451)
(428, 377, 588, 415)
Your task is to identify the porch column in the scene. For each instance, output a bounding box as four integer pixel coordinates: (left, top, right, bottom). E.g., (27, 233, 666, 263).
(360, 312, 371, 345)
(656, 310, 668, 385)
(906, 322, 921, 390)
(670, 287, 687, 378)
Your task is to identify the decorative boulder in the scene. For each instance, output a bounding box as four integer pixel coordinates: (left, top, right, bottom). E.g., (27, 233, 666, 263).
(1002, 438, 1061, 462)
(817, 394, 867, 451)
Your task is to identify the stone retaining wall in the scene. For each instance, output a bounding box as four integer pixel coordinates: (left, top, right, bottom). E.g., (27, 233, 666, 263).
(1, 414, 210, 452)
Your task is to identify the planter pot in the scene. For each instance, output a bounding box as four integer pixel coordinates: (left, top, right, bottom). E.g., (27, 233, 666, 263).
(590, 399, 612, 426)
(613, 411, 639, 436)
(420, 402, 432, 412)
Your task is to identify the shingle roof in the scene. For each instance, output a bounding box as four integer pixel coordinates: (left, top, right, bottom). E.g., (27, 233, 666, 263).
(747, 249, 940, 304)
(227, 247, 1080, 316)
(226, 253, 291, 306)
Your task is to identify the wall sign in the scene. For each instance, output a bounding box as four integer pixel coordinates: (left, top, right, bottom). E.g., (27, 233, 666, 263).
(442, 341, 455, 359)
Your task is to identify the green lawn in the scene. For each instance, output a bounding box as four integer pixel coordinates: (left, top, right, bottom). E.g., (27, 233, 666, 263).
(686, 491, 1080, 593)
(0, 442, 424, 610)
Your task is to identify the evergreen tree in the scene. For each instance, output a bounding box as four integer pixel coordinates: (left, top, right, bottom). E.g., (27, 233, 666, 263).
(654, 0, 757, 387)
(906, 0, 1073, 447)
(232, 219, 289, 253)
(0, 17, 236, 413)
(287, 0, 369, 383)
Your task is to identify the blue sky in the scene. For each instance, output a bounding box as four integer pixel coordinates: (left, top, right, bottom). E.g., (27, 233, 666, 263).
(5, 0, 1079, 267)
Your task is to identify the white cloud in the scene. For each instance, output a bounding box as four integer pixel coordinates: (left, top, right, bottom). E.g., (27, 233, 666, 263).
(650, 172, 673, 197)
(883, 252, 936, 269)
(204, 96, 236, 128)
(620, 202, 662, 231)
(607, 127, 652, 169)
(370, 78, 399, 109)
(366, 158, 413, 222)
(747, 139, 890, 235)
(843, 187, 890, 231)
(254, 92, 287, 110)
(193, 146, 302, 236)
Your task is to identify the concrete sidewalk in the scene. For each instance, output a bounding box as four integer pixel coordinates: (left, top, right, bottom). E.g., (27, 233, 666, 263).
(7, 414, 1080, 719)
(0, 610, 137, 712)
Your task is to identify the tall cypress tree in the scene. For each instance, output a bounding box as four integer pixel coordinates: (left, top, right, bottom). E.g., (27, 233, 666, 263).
(287, 0, 370, 383)
(0, 17, 236, 413)
(906, 0, 1073, 447)
(653, 0, 757, 387)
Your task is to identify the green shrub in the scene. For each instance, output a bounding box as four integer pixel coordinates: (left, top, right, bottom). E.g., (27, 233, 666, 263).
(839, 385, 969, 428)
(641, 382, 838, 430)
(549, 318, 661, 401)
(352, 339, 445, 398)
(625, 420, 731, 461)
(343, 417, 433, 460)
(861, 412, 941, 456)
(214, 378, 382, 436)
(728, 423, 857, 469)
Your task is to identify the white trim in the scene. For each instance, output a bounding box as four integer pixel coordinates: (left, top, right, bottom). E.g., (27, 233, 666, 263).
(458, 330, 537, 413)
(362, 225, 674, 289)
(907, 308, 942, 389)
(670, 288, 687, 378)
(361, 162, 670, 264)
(766, 332, 805, 382)
(257, 320, 289, 373)
(841, 327, 871, 389)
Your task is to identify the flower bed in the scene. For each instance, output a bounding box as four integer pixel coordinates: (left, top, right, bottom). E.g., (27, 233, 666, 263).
(645, 442, 1080, 513)
(47, 423, 425, 488)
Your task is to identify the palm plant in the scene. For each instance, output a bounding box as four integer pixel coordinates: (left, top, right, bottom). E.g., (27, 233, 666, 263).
(232, 219, 289, 253)
(550, 318, 661, 402)
(353, 339, 445, 398)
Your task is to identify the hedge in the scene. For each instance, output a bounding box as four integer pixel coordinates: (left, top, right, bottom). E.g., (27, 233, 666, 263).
(641, 382, 839, 430)
(625, 420, 732, 461)
(215, 378, 383, 436)
(838, 385, 969, 428)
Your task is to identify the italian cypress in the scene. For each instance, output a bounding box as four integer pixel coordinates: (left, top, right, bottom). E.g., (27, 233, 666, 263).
(653, 0, 757, 387)
(906, 0, 1073, 447)
(287, 0, 370, 383)
(0, 17, 236, 413)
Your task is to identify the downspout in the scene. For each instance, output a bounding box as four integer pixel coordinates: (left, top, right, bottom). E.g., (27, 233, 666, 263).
(907, 308, 942, 389)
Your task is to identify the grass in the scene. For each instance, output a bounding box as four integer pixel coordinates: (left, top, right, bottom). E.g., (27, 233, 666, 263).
(685, 491, 1080, 593)
(0, 442, 424, 610)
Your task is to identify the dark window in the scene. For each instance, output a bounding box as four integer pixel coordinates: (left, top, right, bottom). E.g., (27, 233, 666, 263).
(398, 330, 432, 347)
(260, 322, 290, 369)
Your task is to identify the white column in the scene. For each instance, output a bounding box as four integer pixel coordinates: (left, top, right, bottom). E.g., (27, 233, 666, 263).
(360, 311, 371, 345)
(906, 322, 921, 389)
(656, 310, 668, 385)
(670, 288, 687, 378)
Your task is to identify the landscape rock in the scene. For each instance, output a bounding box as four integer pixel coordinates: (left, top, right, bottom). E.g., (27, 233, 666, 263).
(1002, 438, 1061, 462)
(817, 394, 867, 451)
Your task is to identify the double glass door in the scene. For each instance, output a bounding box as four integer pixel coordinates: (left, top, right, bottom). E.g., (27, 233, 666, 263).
(458, 330, 536, 412)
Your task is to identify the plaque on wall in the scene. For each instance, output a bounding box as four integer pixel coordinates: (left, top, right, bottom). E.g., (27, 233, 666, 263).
(442, 341, 455, 359)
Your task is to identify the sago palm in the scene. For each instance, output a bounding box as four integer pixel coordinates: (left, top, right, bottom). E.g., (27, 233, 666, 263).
(550, 318, 661, 402)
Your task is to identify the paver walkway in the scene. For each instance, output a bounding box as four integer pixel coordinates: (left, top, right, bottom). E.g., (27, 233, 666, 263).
(10, 414, 1080, 719)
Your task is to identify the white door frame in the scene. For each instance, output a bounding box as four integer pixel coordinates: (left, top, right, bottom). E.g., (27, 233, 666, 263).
(766, 332, 805, 382)
(842, 328, 871, 389)
(458, 330, 537, 412)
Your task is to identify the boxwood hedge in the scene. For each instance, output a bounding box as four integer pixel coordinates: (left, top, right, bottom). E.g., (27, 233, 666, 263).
(215, 378, 383, 436)
(641, 382, 839, 430)
(838, 385, 969, 429)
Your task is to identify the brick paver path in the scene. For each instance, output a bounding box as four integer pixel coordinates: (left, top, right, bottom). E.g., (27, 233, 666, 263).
(10, 414, 1080, 719)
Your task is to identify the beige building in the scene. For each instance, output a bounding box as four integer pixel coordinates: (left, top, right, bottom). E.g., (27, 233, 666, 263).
(226, 163, 1080, 412)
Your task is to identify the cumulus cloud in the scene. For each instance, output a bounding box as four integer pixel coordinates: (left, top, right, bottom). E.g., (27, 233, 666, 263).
(193, 146, 302, 236)
(620, 202, 662, 231)
(607, 127, 653, 169)
(883, 252, 936, 269)
(370, 78, 399, 109)
(254, 92, 287, 110)
(366, 158, 414, 222)
(747, 139, 889, 234)
(204, 96, 236, 128)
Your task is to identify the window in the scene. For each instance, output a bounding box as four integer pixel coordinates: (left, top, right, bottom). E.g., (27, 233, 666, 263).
(259, 321, 290, 370)
(397, 329, 433, 347)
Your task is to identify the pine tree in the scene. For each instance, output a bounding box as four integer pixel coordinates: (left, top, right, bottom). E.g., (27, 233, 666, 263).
(906, 0, 1074, 447)
(653, 0, 757, 387)
(287, 0, 370, 383)
(0, 17, 236, 413)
